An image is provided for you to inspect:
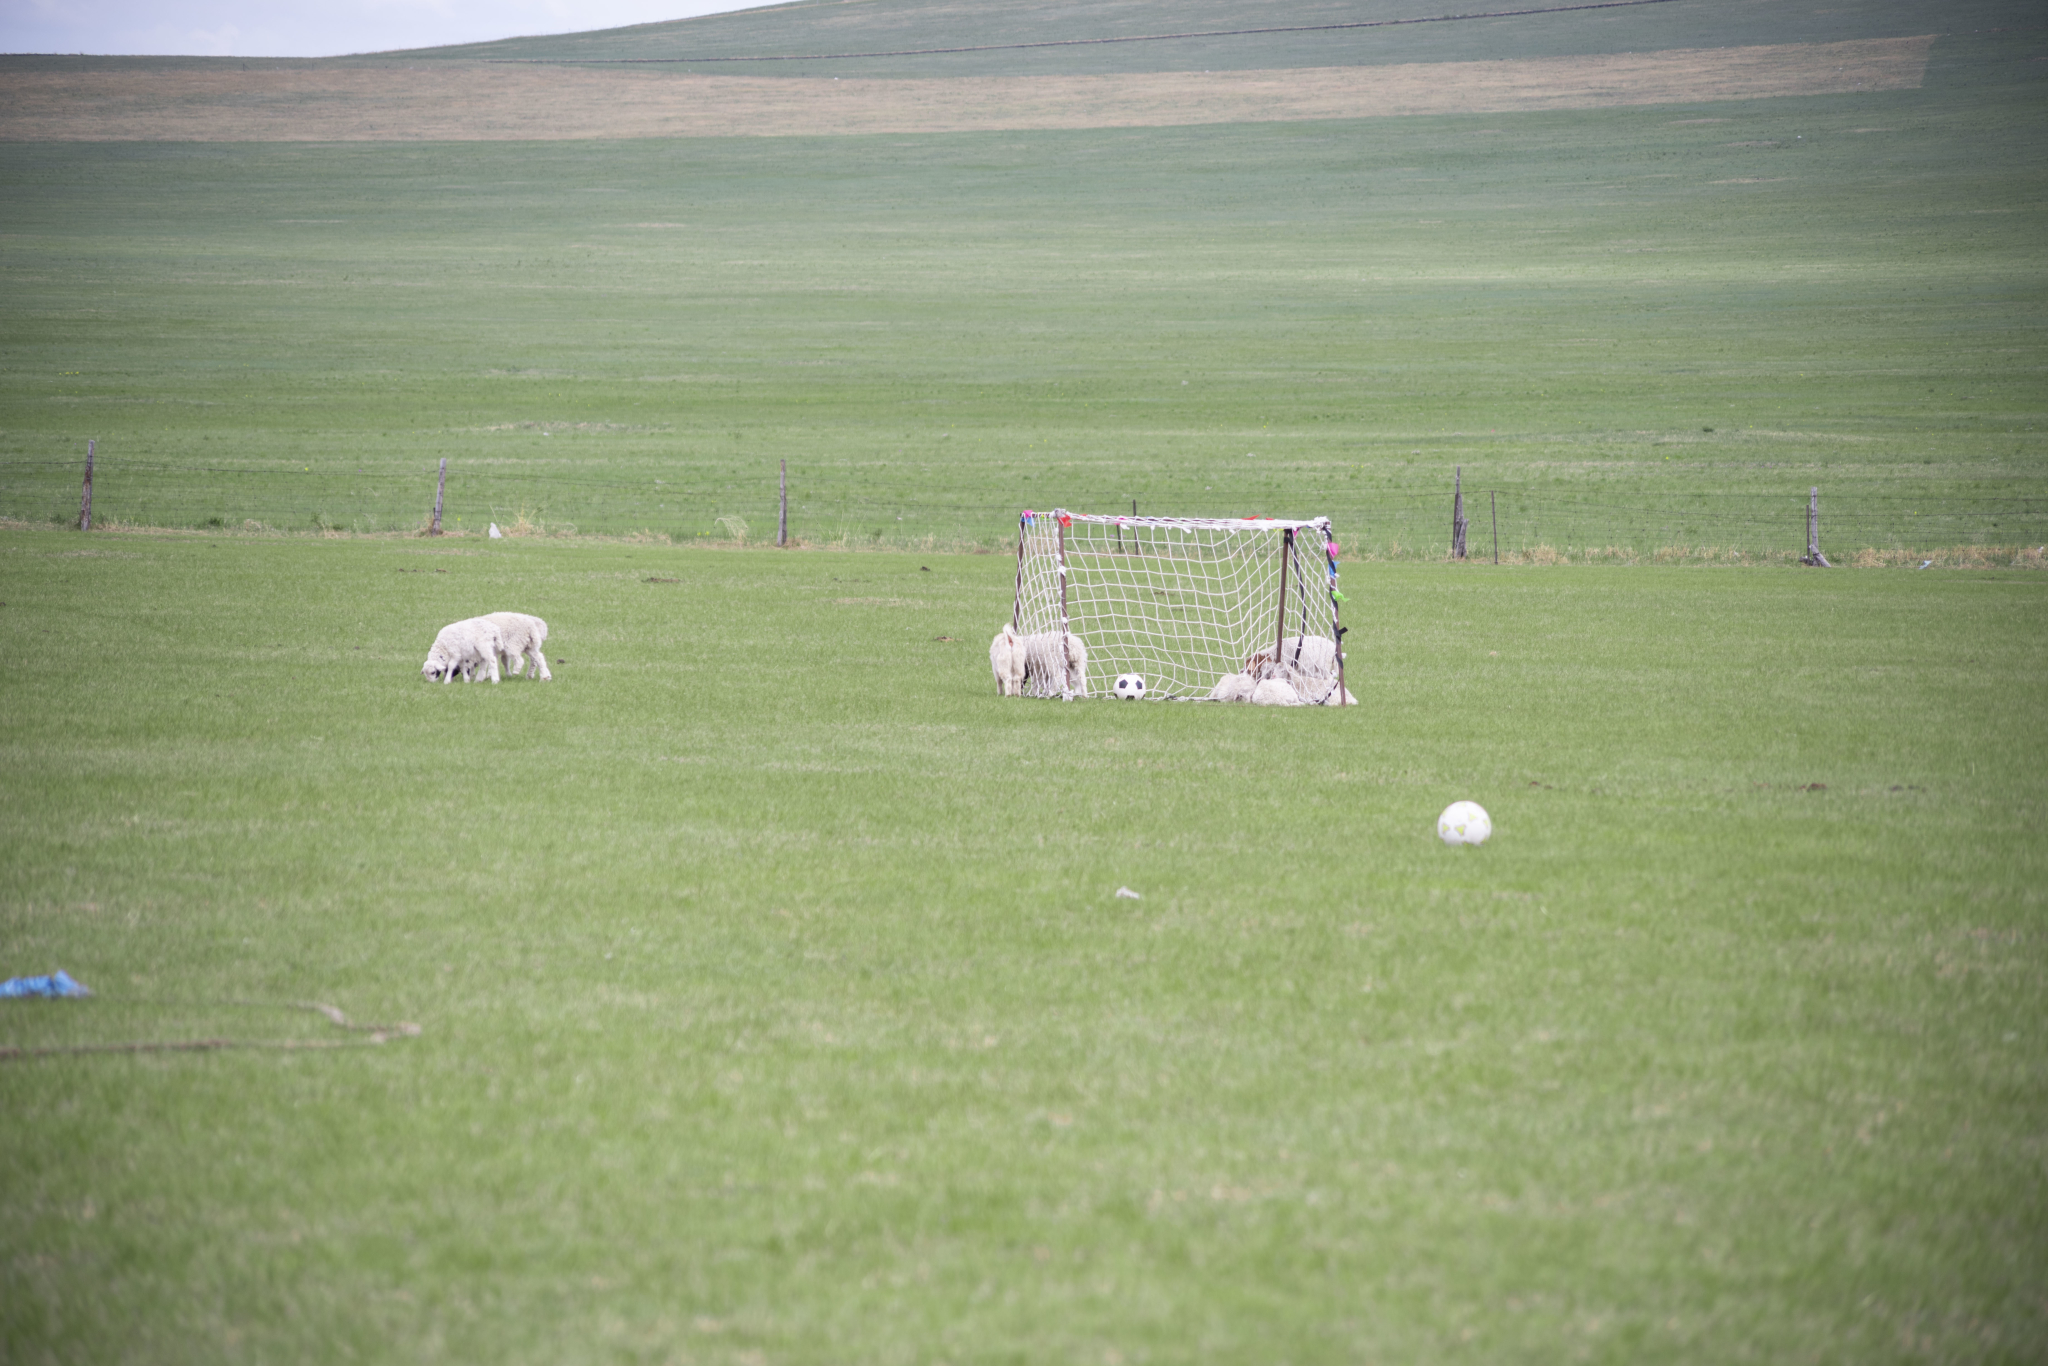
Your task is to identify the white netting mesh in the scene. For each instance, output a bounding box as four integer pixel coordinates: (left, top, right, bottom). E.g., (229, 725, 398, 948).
(1012, 510, 1350, 701)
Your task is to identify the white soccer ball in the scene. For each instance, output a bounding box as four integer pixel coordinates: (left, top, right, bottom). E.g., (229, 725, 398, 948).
(1113, 673, 1147, 701)
(1437, 801, 1492, 846)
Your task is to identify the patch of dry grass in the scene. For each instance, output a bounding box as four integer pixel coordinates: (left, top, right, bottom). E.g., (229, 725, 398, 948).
(1851, 544, 2048, 570)
(497, 507, 547, 538)
(0, 37, 1933, 141)
(1483, 543, 2048, 569)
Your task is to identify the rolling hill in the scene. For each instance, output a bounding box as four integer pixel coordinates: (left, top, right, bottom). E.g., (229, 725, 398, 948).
(0, 0, 2024, 140)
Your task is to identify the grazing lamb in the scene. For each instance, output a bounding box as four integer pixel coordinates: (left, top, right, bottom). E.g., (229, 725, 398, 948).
(1022, 630, 1088, 698)
(989, 623, 1026, 696)
(990, 623, 1022, 694)
(421, 617, 503, 684)
(483, 611, 552, 681)
(1207, 672, 1257, 703)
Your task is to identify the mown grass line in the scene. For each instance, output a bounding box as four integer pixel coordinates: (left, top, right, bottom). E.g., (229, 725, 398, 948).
(0, 529, 2042, 1361)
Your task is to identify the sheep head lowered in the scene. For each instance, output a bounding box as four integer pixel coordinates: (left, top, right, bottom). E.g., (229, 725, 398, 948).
(422, 618, 503, 684)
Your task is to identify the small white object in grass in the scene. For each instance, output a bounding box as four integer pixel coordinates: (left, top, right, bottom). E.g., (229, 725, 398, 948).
(489, 523, 503, 539)
(1113, 673, 1147, 700)
(1438, 801, 1492, 845)
(1115, 886, 1143, 900)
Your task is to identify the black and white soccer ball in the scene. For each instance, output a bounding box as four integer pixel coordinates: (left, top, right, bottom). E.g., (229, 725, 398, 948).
(1113, 673, 1148, 701)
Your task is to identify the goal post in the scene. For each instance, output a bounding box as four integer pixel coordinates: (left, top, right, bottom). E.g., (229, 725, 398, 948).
(1012, 509, 1350, 702)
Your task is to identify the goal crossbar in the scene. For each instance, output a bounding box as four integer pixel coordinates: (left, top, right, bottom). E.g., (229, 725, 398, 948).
(1061, 512, 1332, 534)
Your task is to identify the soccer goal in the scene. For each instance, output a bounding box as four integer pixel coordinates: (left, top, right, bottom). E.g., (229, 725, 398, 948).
(1011, 509, 1351, 702)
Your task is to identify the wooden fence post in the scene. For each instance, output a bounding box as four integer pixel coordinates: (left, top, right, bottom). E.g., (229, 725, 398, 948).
(777, 459, 788, 547)
(77, 438, 95, 531)
(1452, 467, 1468, 559)
(430, 458, 446, 536)
(1491, 490, 1498, 565)
(1801, 486, 1832, 566)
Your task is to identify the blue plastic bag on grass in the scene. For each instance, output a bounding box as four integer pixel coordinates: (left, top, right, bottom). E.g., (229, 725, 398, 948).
(0, 970, 92, 998)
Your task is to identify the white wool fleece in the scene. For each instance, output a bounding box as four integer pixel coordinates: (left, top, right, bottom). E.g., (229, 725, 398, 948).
(422, 617, 502, 684)
(989, 623, 1025, 696)
(1022, 631, 1088, 698)
(482, 611, 551, 681)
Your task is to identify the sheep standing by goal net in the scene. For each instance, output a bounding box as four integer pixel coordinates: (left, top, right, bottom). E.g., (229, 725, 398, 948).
(1011, 509, 1351, 703)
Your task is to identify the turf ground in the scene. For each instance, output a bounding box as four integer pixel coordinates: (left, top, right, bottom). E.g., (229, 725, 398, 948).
(1, 529, 2044, 1361)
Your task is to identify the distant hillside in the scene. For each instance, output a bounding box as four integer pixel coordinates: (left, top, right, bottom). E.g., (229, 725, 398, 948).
(0, 0, 2029, 142)
(0, 36, 1945, 140)
(400, 0, 2014, 78)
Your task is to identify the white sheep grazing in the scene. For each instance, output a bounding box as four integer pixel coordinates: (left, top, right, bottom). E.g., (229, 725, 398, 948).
(1251, 677, 1305, 706)
(1207, 672, 1256, 703)
(422, 617, 503, 684)
(483, 611, 552, 681)
(1022, 630, 1088, 698)
(989, 623, 1026, 696)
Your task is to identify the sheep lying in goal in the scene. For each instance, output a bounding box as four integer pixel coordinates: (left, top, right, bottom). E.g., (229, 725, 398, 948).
(1207, 634, 1356, 706)
(1205, 672, 1314, 705)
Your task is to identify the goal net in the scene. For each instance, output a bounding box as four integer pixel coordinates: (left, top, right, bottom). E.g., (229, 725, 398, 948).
(1012, 509, 1350, 702)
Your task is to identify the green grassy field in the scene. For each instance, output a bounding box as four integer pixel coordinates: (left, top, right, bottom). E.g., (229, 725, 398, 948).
(4, 0, 2048, 1359)
(2, 20, 2044, 555)
(1, 529, 2043, 1362)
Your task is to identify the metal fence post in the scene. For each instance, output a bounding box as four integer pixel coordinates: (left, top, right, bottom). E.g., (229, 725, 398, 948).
(1801, 486, 1832, 566)
(1452, 467, 1468, 559)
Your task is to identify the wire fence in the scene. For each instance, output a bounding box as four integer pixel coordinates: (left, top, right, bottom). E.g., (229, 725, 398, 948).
(4, 454, 2045, 565)
(1348, 490, 2048, 566)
